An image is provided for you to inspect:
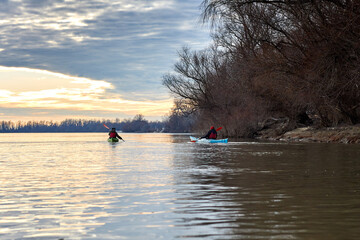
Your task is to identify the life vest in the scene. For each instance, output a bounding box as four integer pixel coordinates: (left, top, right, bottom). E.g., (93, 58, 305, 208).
(109, 132, 117, 138)
(209, 132, 217, 139)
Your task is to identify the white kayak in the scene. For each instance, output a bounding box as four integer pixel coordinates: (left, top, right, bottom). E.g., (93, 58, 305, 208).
(190, 136, 228, 143)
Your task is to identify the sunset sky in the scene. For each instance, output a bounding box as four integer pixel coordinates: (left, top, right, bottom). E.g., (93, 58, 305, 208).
(0, 0, 210, 121)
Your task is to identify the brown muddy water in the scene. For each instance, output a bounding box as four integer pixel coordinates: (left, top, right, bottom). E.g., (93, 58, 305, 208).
(0, 133, 359, 239)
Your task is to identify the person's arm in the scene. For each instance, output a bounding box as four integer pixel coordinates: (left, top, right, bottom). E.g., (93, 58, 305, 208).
(201, 130, 211, 139)
(116, 132, 123, 140)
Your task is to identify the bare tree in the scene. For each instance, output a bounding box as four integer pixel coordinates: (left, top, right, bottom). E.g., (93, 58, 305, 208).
(201, 0, 360, 126)
(163, 0, 360, 137)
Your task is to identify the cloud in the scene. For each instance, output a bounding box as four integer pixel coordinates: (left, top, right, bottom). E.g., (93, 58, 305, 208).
(0, 66, 172, 120)
(0, 0, 180, 44)
(0, 0, 211, 120)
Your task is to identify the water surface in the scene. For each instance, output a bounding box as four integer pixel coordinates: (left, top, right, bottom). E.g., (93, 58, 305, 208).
(0, 133, 359, 239)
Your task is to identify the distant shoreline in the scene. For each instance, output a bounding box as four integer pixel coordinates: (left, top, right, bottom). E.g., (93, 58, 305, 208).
(0, 116, 186, 134)
(2, 127, 359, 144)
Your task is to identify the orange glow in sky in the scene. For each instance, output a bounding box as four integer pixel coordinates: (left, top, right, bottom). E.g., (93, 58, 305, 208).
(0, 66, 172, 121)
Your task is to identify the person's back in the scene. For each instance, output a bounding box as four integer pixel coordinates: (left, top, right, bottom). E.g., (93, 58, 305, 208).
(109, 128, 123, 140)
(202, 126, 217, 139)
(208, 128, 217, 139)
(109, 128, 117, 137)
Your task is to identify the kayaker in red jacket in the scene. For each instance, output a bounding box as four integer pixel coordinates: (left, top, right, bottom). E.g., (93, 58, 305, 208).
(109, 128, 123, 141)
(201, 126, 217, 139)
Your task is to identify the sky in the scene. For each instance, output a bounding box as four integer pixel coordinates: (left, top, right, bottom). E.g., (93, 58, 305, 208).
(0, 0, 211, 122)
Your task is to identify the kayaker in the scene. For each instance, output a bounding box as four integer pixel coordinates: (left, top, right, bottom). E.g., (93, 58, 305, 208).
(201, 126, 217, 139)
(109, 128, 123, 141)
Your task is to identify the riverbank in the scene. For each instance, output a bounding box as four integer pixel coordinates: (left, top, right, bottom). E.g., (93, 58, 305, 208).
(257, 125, 360, 144)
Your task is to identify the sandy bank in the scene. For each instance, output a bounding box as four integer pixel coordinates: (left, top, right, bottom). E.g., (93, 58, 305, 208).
(258, 125, 360, 144)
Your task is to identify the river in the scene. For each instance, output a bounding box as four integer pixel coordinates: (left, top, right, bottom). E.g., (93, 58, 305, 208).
(0, 133, 359, 239)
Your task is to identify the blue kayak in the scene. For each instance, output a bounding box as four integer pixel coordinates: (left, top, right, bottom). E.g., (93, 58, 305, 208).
(190, 136, 228, 143)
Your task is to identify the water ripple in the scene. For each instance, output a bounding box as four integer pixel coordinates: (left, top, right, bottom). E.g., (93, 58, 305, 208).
(0, 133, 359, 239)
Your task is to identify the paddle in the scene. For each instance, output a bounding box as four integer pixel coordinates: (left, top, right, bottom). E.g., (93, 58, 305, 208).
(103, 123, 125, 142)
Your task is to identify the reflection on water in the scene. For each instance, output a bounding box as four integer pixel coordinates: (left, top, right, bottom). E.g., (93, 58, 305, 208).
(172, 142, 360, 239)
(0, 133, 359, 239)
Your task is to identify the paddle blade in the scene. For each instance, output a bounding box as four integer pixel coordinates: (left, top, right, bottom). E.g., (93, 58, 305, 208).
(103, 123, 110, 129)
(216, 127, 222, 131)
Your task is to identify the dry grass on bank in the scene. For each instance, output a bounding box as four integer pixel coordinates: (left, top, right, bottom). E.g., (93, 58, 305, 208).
(277, 125, 360, 144)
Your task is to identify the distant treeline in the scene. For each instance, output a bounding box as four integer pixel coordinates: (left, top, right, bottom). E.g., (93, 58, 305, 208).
(0, 114, 192, 133)
(163, 0, 360, 137)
